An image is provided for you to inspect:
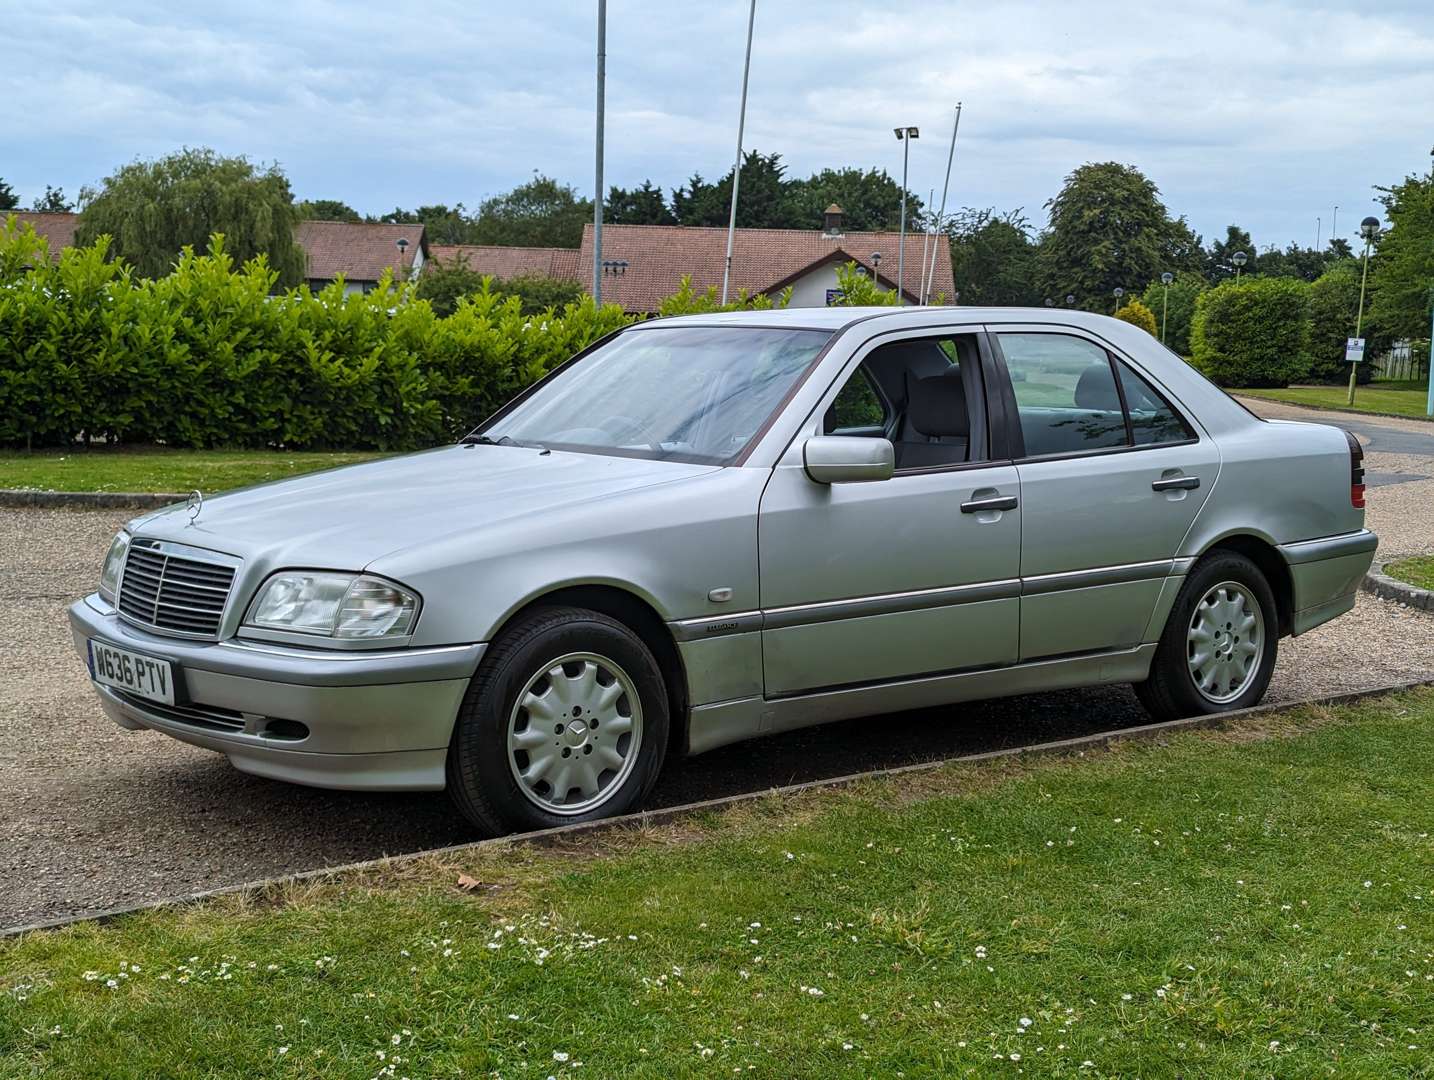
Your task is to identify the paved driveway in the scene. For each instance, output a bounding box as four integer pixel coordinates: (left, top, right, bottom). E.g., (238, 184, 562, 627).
(5, 400, 1434, 930)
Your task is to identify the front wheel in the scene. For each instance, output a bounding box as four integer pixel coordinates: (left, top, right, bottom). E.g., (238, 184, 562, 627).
(1135, 551, 1278, 722)
(446, 606, 670, 836)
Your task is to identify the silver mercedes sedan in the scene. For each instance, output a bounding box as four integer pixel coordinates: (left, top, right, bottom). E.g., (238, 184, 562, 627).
(70, 307, 1376, 834)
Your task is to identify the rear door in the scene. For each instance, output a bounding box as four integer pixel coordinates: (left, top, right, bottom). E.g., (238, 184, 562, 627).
(988, 326, 1219, 662)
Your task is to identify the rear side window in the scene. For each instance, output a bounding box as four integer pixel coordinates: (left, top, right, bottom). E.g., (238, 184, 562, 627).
(1116, 361, 1193, 445)
(997, 333, 1127, 455)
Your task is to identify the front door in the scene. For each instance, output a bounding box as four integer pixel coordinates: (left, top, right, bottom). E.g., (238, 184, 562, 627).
(989, 327, 1219, 661)
(758, 330, 1022, 697)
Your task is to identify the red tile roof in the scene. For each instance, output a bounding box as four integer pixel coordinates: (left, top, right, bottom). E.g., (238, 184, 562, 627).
(575, 223, 956, 312)
(293, 220, 427, 284)
(7, 211, 79, 262)
(429, 244, 582, 281)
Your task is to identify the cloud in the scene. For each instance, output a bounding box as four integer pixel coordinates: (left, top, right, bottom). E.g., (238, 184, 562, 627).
(3, 0, 1430, 249)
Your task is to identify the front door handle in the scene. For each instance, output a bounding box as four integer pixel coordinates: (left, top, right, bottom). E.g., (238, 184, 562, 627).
(1152, 475, 1200, 492)
(961, 494, 1018, 513)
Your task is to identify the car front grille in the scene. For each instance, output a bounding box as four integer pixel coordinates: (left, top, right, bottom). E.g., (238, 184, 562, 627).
(113, 690, 246, 732)
(117, 541, 236, 638)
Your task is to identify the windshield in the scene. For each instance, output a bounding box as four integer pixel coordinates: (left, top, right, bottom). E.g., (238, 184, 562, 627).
(481, 325, 832, 464)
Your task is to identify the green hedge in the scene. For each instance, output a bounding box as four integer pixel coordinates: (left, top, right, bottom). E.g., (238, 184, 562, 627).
(0, 220, 631, 450)
(1190, 277, 1311, 387)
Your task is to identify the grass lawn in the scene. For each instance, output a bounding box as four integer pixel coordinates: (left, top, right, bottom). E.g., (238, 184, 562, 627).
(1386, 555, 1434, 593)
(1236, 379, 1433, 420)
(5, 689, 1434, 1077)
(0, 447, 389, 494)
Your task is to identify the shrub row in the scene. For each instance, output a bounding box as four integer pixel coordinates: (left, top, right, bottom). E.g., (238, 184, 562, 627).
(0, 222, 637, 450)
(1188, 267, 1392, 388)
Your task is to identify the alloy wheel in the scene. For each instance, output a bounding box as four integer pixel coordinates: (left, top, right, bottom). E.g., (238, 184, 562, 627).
(506, 651, 642, 815)
(1186, 581, 1264, 704)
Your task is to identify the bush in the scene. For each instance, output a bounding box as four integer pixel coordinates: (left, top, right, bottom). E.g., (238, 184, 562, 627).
(1190, 277, 1311, 387)
(831, 262, 898, 306)
(655, 275, 791, 315)
(1114, 299, 1158, 336)
(1139, 272, 1205, 355)
(0, 217, 631, 450)
(416, 263, 585, 318)
(1306, 261, 1388, 384)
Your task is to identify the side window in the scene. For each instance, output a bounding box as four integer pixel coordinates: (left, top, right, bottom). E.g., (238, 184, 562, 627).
(998, 333, 1127, 456)
(824, 366, 889, 434)
(1116, 361, 1193, 445)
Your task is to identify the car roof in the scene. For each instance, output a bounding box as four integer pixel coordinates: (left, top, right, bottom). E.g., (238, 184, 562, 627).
(633, 306, 1125, 334)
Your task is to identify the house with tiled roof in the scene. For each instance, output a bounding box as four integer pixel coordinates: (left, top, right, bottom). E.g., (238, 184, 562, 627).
(428, 243, 581, 282)
(5, 212, 427, 293)
(575, 209, 956, 313)
(7, 210, 79, 261)
(294, 220, 427, 294)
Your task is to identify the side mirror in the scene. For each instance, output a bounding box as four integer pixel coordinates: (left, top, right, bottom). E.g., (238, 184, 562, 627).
(802, 436, 895, 484)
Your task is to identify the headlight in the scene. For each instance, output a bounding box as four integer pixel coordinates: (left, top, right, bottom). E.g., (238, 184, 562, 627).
(245, 572, 419, 640)
(99, 532, 130, 601)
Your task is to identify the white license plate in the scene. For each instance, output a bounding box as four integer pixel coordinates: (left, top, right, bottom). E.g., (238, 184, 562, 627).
(89, 639, 176, 706)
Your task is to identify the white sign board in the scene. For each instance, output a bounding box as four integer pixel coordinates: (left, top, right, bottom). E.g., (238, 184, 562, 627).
(1345, 337, 1366, 364)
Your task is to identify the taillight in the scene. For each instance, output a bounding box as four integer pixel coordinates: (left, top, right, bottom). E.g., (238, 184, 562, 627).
(1343, 429, 1365, 509)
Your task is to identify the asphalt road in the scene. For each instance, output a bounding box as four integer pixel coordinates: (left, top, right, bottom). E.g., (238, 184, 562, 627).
(5, 400, 1434, 930)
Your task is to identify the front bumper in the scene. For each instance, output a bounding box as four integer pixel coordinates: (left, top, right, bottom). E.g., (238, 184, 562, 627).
(69, 594, 485, 791)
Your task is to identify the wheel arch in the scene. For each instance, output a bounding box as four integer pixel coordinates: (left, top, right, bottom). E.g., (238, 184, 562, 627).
(1196, 533, 1295, 637)
(496, 583, 691, 759)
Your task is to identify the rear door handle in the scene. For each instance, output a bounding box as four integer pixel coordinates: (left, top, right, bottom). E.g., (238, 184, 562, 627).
(1152, 476, 1200, 491)
(961, 494, 1018, 513)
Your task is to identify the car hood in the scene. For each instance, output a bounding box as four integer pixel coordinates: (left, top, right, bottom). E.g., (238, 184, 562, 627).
(131, 445, 718, 569)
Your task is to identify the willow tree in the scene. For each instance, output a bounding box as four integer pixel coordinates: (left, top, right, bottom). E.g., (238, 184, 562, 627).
(75, 148, 305, 284)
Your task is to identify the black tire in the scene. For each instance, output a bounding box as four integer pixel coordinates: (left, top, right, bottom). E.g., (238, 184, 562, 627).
(446, 605, 669, 836)
(1134, 550, 1279, 722)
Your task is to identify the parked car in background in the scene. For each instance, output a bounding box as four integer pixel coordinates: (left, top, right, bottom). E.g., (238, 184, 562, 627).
(71, 307, 1376, 834)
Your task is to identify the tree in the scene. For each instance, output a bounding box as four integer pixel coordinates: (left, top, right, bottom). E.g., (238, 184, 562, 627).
(1326, 237, 1354, 261)
(30, 185, 72, 213)
(1139, 271, 1206, 356)
(1037, 162, 1186, 311)
(0, 177, 15, 211)
(1252, 242, 1328, 282)
(604, 180, 675, 225)
(1369, 168, 1434, 340)
(947, 207, 1041, 306)
(298, 198, 362, 223)
(74, 148, 305, 284)
(782, 166, 920, 232)
(471, 176, 591, 248)
(377, 203, 479, 244)
(1206, 224, 1254, 283)
(671, 151, 788, 228)
(1115, 298, 1158, 336)
(1190, 277, 1311, 387)
(1307, 261, 1386, 382)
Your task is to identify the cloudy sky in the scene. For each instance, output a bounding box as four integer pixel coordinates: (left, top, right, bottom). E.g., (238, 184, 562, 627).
(6, 1, 1432, 250)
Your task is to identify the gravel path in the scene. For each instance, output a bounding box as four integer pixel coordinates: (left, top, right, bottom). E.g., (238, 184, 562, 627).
(5, 400, 1433, 930)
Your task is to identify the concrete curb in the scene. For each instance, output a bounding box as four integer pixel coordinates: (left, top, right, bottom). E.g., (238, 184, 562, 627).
(1361, 558, 1434, 612)
(7, 675, 1434, 940)
(0, 489, 183, 510)
(1233, 395, 1434, 427)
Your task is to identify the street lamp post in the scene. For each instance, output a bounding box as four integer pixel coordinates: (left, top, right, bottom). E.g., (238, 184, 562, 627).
(1348, 216, 1379, 407)
(894, 126, 919, 306)
(593, 0, 606, 306)
(720, 0, 758, 304)
(1113, 286, 1124, 314)
(870, 251, 883, 292)
(1232, 250, 1248, 281)
(395, 237, 410, 281)
(1160, 271, 1173, 344)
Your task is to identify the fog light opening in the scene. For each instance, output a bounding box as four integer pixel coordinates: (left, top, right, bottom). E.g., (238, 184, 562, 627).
(259, 718, 310, 742)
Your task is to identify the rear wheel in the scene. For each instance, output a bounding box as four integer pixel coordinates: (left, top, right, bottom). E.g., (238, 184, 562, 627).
(1135, 551, 1278, 721)
(446, 606, 669, 836)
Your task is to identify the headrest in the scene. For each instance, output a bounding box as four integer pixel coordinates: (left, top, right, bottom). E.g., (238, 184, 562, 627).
(908, 371, 970, 437)
(1074, 364, 1122, 411)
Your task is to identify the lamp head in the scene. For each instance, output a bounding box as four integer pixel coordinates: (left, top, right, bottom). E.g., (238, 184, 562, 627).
(1231, 250, 1247, 267)
(1359, 216, 1380, 241)
(1161, 272, 1174, 285)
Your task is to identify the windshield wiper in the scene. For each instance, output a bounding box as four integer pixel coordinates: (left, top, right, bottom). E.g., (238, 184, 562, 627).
(459, 433, 514, 446)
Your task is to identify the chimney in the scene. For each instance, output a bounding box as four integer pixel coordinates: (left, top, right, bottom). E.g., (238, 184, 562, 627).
(823, 203, 844, 237)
